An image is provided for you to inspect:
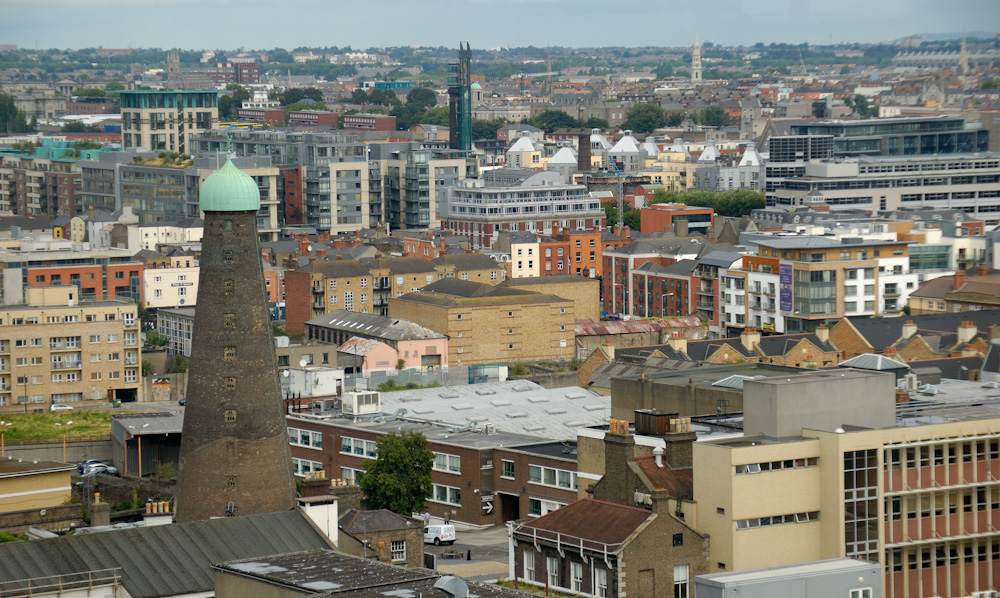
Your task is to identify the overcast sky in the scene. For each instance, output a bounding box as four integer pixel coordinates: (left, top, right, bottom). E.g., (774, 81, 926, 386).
(2, 0, 996, 51)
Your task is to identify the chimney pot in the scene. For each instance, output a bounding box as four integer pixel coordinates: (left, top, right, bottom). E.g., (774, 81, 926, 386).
(978, 264, 988, 276)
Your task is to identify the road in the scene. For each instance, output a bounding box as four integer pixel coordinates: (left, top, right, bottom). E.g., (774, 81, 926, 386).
(424, 525, 510, 582)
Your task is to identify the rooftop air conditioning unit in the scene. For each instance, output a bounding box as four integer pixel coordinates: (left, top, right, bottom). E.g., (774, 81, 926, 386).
(342, 391, 380, 416)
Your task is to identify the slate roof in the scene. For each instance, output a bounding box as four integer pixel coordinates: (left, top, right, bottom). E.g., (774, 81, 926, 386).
(500, 273, 593, 287)
(633, 456, 693, 499)
(513, 498, 652, 551)
(845, 311, 999, 352)
(307, 310, 445, 340)
(338, 509, 416, 534)
(0, 458, 75, 477)
(697, 251, 743, 268)
(0, 215, 53, 231)
(431, 252, 502, 271)
(420, 278, 494, 297)
(299, 259, 372, 278)
(113, 412, 184, 436)
(755, 333, 837, 356)
(907, 355, 989, 380)
(983, 341, 1000, 375)
(684, 338, 755, 362)
(363, 256, 439, 274)
(0, 510, 332, 598)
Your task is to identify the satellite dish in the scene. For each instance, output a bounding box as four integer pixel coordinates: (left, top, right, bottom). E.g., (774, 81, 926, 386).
(298, 358, 308, 368)
(306, 244, 313, 253)
(282, 369, 290, 378)
(178, 299, 185, 305)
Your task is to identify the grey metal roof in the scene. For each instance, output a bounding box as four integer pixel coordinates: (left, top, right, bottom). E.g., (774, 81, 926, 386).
(711, 374, 765, 390)
(697, 251, 743, 268)
(112, 412, 184, 436)
(377, 380, 609, 440)
(838, 353, 910, 371)
(0, 510, 332, 598)
(307, 310, 445, 341)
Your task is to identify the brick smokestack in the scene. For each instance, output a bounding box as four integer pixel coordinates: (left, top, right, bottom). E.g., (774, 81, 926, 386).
(953, 270, 966, 291)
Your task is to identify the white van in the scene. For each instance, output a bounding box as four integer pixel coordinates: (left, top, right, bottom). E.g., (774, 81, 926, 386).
(423, 524, 456, 545)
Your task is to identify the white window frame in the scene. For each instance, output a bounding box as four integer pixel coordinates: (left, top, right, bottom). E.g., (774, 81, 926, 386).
(524, 549, 535, 581)
(432, 483, 461, 506)
(390, 540, 406, 562)
(433, 452, 461, 474)
(673, 564, 689, 598)
(547, 556, 559, 589)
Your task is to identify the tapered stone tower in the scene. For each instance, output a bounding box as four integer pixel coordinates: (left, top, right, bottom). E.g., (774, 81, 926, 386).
(174, 158, 295, 522)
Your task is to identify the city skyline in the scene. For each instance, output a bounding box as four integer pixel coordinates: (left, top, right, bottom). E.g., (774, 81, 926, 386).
(1, 0, 994, 51)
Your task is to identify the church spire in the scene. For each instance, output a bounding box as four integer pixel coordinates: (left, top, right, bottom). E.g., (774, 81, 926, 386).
(691, 32, 703, 83)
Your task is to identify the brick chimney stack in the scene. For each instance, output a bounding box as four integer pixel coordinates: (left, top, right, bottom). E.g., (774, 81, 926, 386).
(978, 264, 989, 277)
(953, 270, 966, 291)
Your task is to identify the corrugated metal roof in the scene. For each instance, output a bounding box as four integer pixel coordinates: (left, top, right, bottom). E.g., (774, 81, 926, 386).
(513, 498, 651, 551)
(711, 374, 763, 389)
(0, 510, 332, 598)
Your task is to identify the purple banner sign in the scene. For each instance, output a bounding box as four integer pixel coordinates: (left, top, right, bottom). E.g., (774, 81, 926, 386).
(779, 263, 793, 313)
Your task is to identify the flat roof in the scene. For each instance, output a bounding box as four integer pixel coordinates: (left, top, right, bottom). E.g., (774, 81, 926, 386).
(0, 457, 75, 477)
(697, 558, 879, 585)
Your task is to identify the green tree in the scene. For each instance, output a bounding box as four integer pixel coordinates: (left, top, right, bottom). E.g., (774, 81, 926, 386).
(982, 80, 999, 90)
(666, 112, 684, 127)
(0, 94, 33, 134)
(581, 117, 608, 129)
(60, 121, 102, 133)
(622, 103, 665, 134)
(655, 63, 674, 80)
(405, 87, 437, 111)
(699, 106, 727, 128)
(166, 355, 188, 374)
(839, 65, 850, 75)
(357, 431, 434, 515)
(528, 110, 579, 133)
(104, 81, 125, 92)
(471, 118, 505, 140)
(281, 87, 324, 105)
(350, 88, 369, 104)
(145, 329, 170, 347)
(421, 106, 450, 127)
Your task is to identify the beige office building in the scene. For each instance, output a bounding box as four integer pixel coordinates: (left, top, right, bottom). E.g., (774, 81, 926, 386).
(693, 371, 1000, 598)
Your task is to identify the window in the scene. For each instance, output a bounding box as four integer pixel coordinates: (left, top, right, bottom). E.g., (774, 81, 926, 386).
(360, 278, 367, 288)
(108, 352, 120, 361)
(673, 533, 683, 547)
(524, 550, 535, 581)
(433, 452, 461, 473)
(89, 335, 101, 343)
(850, 590, 872, 598)
(107, 334, 119, 343)
(547, 557, 559, 589)
(345, 291, 354, 311)
(433, 484, 461, 505)
(390, 540, 406, 562)
(673, 565, 689, 598)
(501, 460, 515, 479)
(292, 458, 323, 476)
(595, 568, 608, 598)
(341, 436, 377, 458)
(329, 280, 337, 290)
(571, 562, 583, 591)
(528, 465, 577, 490)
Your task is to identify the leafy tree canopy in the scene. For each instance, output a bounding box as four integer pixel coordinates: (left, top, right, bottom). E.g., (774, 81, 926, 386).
(622, 103, 665, 134)
(651, 188, 765, 218)
(0, 94, 34, 134)
(357, 431, 434, 516)
(280, 87, 324, 106)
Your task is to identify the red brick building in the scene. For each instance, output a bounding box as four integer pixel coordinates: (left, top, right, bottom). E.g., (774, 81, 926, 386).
(288, 110, 339, 127)
(342, 113, 396, 131)
(238, 108, 285, 126)
(639, 203, 715, 236)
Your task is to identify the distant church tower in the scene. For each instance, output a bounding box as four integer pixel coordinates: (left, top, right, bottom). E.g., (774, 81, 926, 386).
(166, 51, 181, 90)
(691, 33, 703, 83)
(174, 158, 296, 522)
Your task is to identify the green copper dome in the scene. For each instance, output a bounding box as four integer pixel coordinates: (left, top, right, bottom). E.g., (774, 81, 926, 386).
(199, 158, 261, 212)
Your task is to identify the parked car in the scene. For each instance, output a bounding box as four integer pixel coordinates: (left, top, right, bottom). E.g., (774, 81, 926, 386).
(423, 524, 456, 545)
(82, 463, 119, 478)
(77, 459, 105, 474)
(178, 399, 186, 406)
(50, 404, 74, 412)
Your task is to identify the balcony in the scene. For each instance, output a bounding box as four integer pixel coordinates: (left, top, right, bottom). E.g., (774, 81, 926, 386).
(696, 301, 716, 311)
(697, 288, 715, 297)
(700, 271, 717, 280)
(125, 359, 138, 366)
(313, 301, 324, 309)
(312, 286, 324, 294)
(51, 361, 82, 370)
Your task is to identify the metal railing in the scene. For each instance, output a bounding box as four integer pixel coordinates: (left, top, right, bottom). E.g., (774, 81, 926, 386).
(0, 567, 121, 597)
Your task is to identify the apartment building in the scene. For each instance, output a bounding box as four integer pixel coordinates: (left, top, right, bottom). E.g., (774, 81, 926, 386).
(79, 151, 280, 238)
(369, 144, 473, 230)
(194, 130, 374, 232)
(389, 280, 575, 366)
(603, 239, 741, 319)
(639, 203, 715, 236)
(118, 90, 219, 155)
(442, 170, 604, 250)
(692, 370, 1000, 598)
(788, 115, 988, 159)
(0, 139, 106, 217)
(0, 242, 142, 306)
(722, 237, 917, 334)
(0, 286, 142, 409)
